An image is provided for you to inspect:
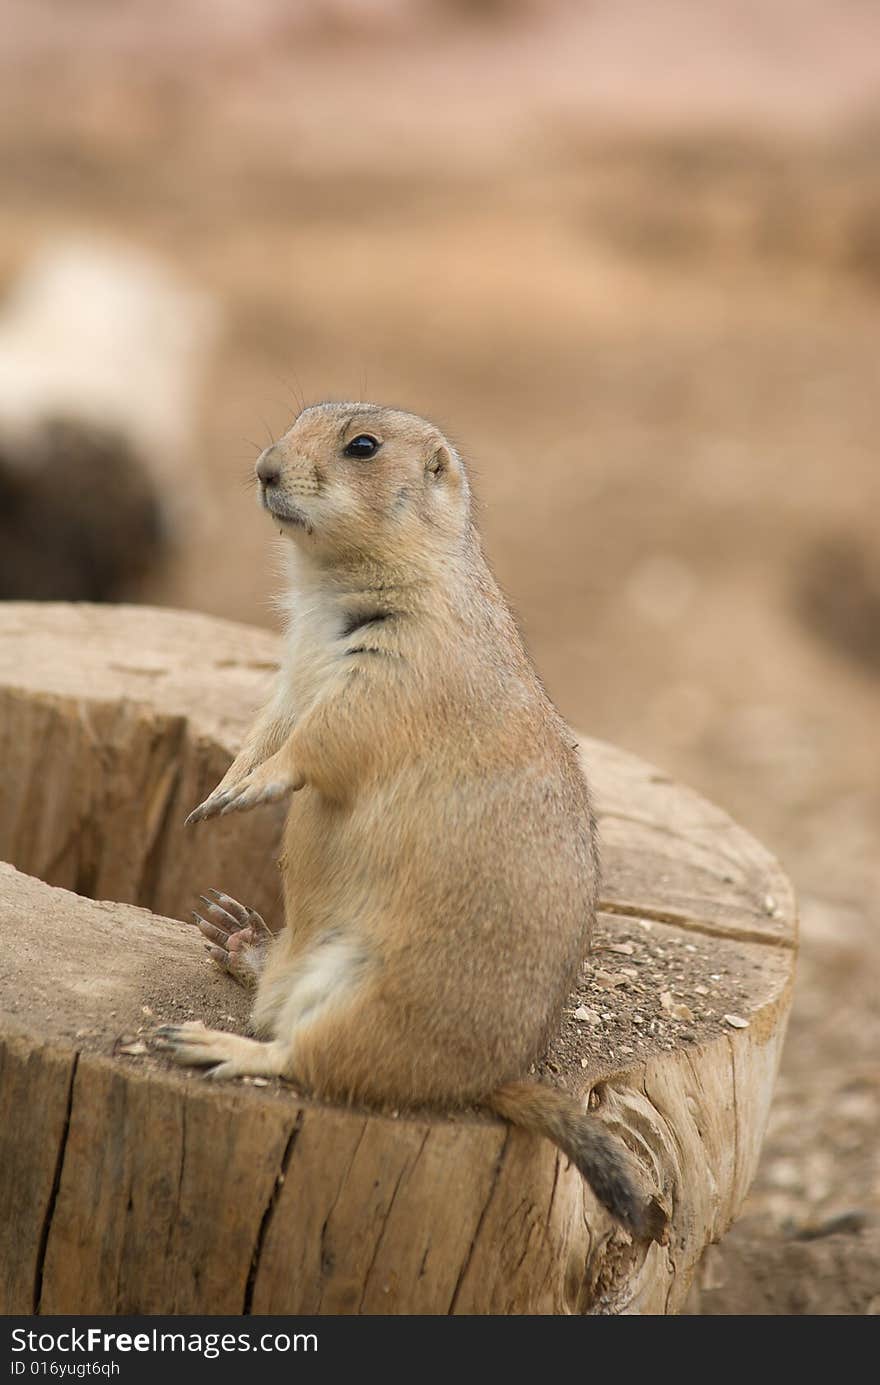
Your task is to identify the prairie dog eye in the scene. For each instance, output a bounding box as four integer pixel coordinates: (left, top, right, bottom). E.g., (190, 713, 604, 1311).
(344, 434, 380, 459)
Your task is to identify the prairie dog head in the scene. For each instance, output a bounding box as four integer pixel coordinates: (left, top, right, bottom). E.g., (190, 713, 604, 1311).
(254, 402, 469, 568)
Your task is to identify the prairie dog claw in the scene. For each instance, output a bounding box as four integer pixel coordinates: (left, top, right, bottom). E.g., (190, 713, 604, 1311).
(189, 890, 272, 990)
(186, 756, 303, 825)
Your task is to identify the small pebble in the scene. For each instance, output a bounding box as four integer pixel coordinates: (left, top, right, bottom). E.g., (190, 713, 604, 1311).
(724, 1013, 749, 1029)
(594, 969, 628, 990)
(661, 990, 694, 1021)
(573, 1005, 601, 1024)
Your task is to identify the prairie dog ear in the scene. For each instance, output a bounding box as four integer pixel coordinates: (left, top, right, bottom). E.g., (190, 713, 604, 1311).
(425, 440, 460, 485)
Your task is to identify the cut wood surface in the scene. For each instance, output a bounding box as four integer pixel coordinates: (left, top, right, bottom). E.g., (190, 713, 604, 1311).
(0, 603, 797, 1315)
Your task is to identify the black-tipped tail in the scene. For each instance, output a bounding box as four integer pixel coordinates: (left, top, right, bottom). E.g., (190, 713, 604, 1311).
(488, 1081, 668, 1244)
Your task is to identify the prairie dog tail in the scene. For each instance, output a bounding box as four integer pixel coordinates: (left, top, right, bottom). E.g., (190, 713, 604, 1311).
(488, 1081, 668, 1244)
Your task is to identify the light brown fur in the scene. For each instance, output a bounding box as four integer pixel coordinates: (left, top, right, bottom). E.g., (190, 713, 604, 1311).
(158, 402, 666, 1242)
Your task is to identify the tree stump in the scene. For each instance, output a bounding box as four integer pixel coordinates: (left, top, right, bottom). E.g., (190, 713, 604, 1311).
(0, 604, 797, 1315)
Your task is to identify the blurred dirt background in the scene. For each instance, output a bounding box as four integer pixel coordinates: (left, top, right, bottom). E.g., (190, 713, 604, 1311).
(1, 0, 878, 1312)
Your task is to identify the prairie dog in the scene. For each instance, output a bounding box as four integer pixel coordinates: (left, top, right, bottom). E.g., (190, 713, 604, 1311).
(157, 402, 667, 1243)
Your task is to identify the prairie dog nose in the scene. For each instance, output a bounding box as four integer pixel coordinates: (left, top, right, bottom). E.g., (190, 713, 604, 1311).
(256, 446, 281, 487)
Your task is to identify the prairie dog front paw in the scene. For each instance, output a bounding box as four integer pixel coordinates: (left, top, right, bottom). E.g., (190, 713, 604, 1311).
(186, 752, 304, 824)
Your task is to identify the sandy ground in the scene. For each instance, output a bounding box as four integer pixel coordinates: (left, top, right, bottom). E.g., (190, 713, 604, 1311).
(1, 1, 878, 1311)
